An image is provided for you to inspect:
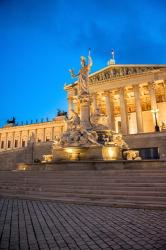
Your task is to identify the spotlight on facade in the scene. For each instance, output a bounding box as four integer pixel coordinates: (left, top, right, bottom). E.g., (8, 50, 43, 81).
(151, 109, 160, 132)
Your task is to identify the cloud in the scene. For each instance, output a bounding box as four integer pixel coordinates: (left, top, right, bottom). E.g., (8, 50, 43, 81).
(72, 0, 166, 64)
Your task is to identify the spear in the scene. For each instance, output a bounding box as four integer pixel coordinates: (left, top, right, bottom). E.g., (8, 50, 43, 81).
(88, 48, 91, 57)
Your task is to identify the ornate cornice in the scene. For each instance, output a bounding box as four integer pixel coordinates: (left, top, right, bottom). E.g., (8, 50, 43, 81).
(89, 66, 166, 85)
(64, 65, 166, 90)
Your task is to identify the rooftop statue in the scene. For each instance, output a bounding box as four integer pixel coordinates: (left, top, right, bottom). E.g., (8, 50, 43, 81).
(69, 50, 93, 96)
(7, 117, 16, 124)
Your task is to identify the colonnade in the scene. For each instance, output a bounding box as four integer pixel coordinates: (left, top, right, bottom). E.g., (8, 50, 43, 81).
(0, 124, 64, 151)
(68, 82, 161, 134)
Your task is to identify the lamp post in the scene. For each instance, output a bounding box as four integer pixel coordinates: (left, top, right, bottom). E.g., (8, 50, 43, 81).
(151, 109, 160, 132)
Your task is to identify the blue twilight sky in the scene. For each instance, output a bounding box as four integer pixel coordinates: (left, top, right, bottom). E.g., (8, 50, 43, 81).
(0, 0, 166, 126)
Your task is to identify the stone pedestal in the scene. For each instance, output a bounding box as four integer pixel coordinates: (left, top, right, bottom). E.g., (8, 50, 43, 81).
(102, 146, 121, 160)
(80, 95, 92, 129)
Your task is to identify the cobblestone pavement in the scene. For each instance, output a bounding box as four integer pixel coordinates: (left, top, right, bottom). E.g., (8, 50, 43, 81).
(0, 198, 166, 250)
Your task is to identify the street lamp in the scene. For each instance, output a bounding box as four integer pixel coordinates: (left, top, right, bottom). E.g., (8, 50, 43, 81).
(151, 109, 160, 132)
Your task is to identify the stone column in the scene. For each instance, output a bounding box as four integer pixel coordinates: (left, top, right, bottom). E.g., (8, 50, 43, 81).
(0, 133, 3, 150)
(52, 127, 55, 140)
(133, 84, 143, 133)
(104, 91, 115, 130)
(5, 132, 8, 150)
(0, 133, 1, 150)
(92, 93, 98, 113)
(12, 132, 15, 149)
(27, 130, 30, 141)
(119, 88, 129, 134)
(43, 128, 46, 142)
(163, 80, 166, 101)
(148, 82, 160, 132)
(19, 131, 22, 148)
(148, 82, 157, 110)
(68, 97, 73, 119)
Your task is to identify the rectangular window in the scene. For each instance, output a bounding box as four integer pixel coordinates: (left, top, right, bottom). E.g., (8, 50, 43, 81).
(22, 141, 26, 147)
(1, 141, 4, 149)
(15, 140, 18, 148)
(8, 141, 11, 148)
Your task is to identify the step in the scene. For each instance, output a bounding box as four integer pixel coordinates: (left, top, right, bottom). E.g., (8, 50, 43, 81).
(1, 169, 166, 209)
(1, 178, 166, 186)
(1, 181, 166, 188)
(1, 169, 166, 175)
(1, 186, 166, 197)
(1, 175, 166, 182)
(1, 191, 166, 210)
(1, 189, 166, 202)
(1, 183, 166, 192)
(1, 170, 166, 175)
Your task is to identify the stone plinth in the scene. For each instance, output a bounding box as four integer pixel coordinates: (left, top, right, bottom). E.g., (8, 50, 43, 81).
(79, 95, 92, 129)
(102, 146, 122, 160)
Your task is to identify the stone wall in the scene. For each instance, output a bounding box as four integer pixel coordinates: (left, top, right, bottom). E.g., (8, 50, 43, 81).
(124, 131, 166, 159)
(0, 148, 29, 170)
(0, 141, 53, 170)
(1, 132, 166, 170)
(33, 142, 53, 161)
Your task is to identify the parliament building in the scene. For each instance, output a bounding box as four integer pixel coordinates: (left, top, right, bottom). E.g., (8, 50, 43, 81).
(1, 62, 166, 159)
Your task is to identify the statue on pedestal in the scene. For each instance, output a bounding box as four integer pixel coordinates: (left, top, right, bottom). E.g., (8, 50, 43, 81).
(51, 52, 130, 161)
(69, 50, 93, 129)
(69, 50, 92, 96)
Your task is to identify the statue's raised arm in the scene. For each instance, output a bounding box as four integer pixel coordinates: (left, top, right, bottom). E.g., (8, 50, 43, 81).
(87, 49, 93, 71)
(69, 69, 76, 79)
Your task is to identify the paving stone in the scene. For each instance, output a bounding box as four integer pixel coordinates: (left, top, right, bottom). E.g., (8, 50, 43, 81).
(0, 198, 166, 250)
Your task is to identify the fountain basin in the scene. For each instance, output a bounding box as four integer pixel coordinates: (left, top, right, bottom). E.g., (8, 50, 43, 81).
(64, 146, 89, 160)
(102, 146, 121, 160)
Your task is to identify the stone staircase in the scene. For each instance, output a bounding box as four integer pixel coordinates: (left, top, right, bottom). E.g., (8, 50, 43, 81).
(0, 165, 166, 209)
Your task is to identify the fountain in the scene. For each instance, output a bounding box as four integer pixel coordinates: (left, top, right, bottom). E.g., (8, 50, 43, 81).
(51, 52, 130, 161)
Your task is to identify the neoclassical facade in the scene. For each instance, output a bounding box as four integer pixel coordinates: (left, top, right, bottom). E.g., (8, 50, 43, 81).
(65, 64, 166, 135)
(1, 64, 166, 154)
(0, 116, 66, 152)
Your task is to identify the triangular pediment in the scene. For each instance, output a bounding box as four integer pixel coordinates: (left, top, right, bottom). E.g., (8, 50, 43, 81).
(89, 65, 166, 83)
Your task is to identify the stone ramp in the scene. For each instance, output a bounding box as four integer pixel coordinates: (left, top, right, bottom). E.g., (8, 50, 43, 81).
(0, 166, 166, 209)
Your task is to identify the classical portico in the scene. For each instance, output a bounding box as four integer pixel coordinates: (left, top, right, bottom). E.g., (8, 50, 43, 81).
(65, 65, 166, 135)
